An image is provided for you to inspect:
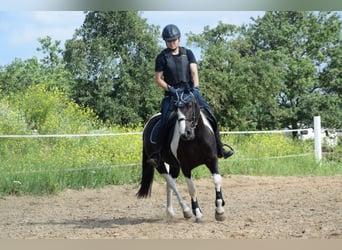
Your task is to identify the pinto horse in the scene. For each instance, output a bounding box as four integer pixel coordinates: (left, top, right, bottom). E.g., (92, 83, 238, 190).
(136, 88, 226, 222)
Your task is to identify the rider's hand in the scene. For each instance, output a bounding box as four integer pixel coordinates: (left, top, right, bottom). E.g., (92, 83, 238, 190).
(167, 85, 178, 97)
(192, 86, 200, 98)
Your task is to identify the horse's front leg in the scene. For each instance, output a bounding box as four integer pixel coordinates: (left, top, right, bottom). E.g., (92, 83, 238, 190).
(166, 181, 176, 218)
(212, 173, 226, 221)
(162, 174, 192, 219)
(185, 177, 204, 222)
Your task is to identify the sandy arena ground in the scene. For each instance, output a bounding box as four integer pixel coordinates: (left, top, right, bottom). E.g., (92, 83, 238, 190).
(0, 175, 341, 239)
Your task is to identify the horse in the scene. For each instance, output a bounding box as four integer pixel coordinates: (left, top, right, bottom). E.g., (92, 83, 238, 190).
(136, 88, 227, 222)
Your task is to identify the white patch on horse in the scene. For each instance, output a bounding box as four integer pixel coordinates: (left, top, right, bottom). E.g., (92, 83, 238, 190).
(170, 109, 185, 160)
(164, 162, 170, 174)
(177, 109, 186, 135)
(200, 111, 214, 133)
(171, 121, 180, 160)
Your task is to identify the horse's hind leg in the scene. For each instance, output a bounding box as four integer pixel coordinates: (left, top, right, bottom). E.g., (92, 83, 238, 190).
(212, 173, 226, 221)
(162, 174, 192, 219)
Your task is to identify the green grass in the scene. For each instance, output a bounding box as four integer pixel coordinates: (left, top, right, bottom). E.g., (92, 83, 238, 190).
(0, 131, 341, 196)
(0, 165, 142, 195)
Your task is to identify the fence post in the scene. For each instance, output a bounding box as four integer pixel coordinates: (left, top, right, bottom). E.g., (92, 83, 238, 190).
(314, 116, 322, 163)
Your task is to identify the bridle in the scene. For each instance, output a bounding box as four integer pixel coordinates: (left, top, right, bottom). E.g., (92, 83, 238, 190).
(174, 90, 200, 133)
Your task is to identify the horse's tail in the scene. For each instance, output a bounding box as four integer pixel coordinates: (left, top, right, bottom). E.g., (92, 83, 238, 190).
(136, 149, 154, 198)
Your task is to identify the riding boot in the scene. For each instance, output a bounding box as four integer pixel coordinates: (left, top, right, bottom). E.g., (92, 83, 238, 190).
(203, 108, 234, 159)
(146, 124, 167, 168)
(214, 129, 234, 159)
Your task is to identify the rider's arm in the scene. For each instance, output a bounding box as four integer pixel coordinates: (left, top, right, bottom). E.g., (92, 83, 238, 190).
(155, 71, 169, 92)
(190, 63, 199, 88)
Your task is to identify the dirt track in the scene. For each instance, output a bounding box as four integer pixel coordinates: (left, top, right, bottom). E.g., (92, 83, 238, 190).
(0, 175, 341, 239)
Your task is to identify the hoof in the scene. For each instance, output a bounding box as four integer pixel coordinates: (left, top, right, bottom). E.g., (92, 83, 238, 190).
(195, 217, 204, 223)
(166, 210, 176, 219)
(215, 212, 226, 221)
(183, 210, 192, 219)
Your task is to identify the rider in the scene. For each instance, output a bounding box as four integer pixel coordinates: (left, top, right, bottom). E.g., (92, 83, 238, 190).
(147, 24, 234, 168)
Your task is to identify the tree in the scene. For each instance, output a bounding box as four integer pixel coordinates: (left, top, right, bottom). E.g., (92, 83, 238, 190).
(248, 11, 342, 129)
(0, 36, 72, 97)
(188, 22, 284, 130)
(317, 14, 342, 128)
(37, 36, 73, 92)
(188, 12, 342, 130)
(0, 56, 43, 97)
(64, 11, 162, 125)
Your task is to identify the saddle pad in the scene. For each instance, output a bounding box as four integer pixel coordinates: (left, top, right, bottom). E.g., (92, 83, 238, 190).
(150, 119, 161, 144)
(149, 112, 176, 145)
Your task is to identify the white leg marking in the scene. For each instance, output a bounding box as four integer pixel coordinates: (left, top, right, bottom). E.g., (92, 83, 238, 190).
(212, 173, 225, 215)
(185, 177, 203, 221)
(166, 182, 175, 218)
(162, 174, 190, 217)
(185, 177, 197, 198)
(164, 164, 174, 216)
(212, 173, 222, 192)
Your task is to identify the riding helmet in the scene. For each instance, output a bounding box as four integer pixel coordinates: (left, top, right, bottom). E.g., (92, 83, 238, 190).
(162, 24, 181, 41)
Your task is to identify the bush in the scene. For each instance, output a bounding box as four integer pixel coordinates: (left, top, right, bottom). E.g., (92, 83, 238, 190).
(5, 84, 100, 134)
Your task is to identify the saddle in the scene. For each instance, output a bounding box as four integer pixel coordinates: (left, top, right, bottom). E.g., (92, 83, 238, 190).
(150, 112, 176, 145)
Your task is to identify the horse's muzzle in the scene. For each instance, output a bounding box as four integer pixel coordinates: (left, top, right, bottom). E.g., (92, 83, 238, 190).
(180, 129, 195, 141)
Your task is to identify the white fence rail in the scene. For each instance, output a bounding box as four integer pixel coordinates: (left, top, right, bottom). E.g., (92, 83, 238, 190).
(0, 132, 142, 138)
(0, 116, 339, 171)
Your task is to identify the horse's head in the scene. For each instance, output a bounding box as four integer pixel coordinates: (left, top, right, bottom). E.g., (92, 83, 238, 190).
(173, 89, 200, 141)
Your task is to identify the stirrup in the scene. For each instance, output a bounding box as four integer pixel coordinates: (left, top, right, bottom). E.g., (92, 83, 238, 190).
(222, 144, 234, 159)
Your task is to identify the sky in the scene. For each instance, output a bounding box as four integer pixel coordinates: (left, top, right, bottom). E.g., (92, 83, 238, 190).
(0, 11, 265, 66)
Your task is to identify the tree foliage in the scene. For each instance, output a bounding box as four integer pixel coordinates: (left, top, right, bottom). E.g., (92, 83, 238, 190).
(0, 57, 41, 96)
(188, 22, 285, 130)
(64, 11, 162, 125)
(0, 36, 72, 97)
(188, 11, 342, 130)
(249, 11, 342, 130)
